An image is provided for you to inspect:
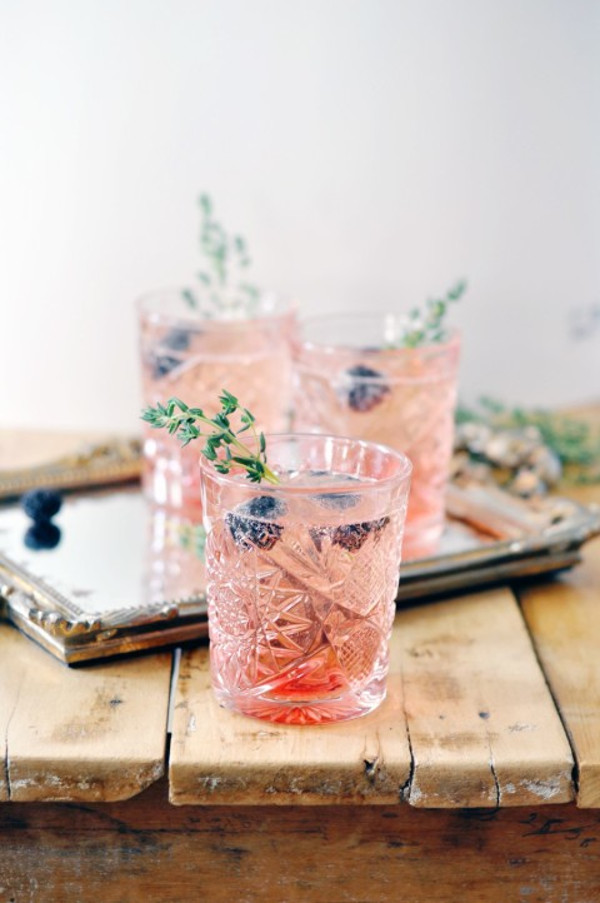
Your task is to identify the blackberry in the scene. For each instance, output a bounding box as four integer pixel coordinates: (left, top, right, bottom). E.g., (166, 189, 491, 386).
(151, 354, 181, 379)
(341, 364, 390, 413)
(226, 496, 287, 551)
(163, 328, 191, 352)
(311, 517, 389, 553)
(22, 489, 62, 522)
(24, 521, 61, 551)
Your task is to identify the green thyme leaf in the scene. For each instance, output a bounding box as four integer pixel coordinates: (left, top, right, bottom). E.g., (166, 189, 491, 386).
(190, 194, 261, 315)
(401, 279, 467, 348)
(141, 391, 280, 485)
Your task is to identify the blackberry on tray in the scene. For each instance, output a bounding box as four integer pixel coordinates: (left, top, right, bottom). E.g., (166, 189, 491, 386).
(21, 489, 62, 522)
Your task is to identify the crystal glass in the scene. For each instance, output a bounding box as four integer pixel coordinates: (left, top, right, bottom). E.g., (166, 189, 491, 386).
(138, 290, 296, 509)
(201, 434, 411, 725)
(293, 314, 460, 559)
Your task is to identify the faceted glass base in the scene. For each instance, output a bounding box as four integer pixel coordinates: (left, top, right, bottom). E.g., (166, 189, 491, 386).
(212, 678, 387, 725)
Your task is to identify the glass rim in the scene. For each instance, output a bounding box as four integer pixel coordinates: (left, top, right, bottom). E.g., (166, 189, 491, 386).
(137, 287, 296, 328)
(298, 312, 460, 355)
(199, 432, 413, 495)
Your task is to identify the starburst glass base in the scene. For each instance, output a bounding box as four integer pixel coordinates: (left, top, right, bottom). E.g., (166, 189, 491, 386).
(212, 674, 387, 725)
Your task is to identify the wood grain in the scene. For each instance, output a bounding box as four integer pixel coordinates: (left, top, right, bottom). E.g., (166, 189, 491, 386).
(519, 533, 600, 808)
(170, 589, 574, 808)
(1, 779, 600, 903)
(170, 628, 412, 805)
(397, 589, 575, 808)
(0, 623, 172, 802)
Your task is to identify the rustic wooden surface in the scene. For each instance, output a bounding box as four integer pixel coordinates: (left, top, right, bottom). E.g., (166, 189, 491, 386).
(398, 588, 574, 808)
(170, 586, 574, 808)
(1, 418, 600, 900)
(519, 480, 600, 809)
(1, 778, 600, 903)
(170, 628, 412, 806)
(0, 623, 172, 802)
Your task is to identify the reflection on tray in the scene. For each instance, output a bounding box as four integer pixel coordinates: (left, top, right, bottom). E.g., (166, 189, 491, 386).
(399, 482, 600, 601)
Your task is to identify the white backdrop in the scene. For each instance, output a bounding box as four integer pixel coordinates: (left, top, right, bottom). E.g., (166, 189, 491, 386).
(1, 0, 598, 431)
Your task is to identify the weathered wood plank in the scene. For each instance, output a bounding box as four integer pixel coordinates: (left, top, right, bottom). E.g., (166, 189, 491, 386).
(399, 588, 575, 807)
(170, 589, 574, 808)
(519, 533, 600, 808)
(1, 779, 600, 903)
(170, 628, 412, 805)
(0, 623, 171, 802)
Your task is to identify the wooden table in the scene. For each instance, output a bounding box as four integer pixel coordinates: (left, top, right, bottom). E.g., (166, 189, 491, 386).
(1, 438, 600, 902)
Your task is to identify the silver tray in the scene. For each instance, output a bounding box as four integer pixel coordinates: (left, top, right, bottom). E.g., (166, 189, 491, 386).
(399, 483, 600, 601)
(0, 441, 598, 664)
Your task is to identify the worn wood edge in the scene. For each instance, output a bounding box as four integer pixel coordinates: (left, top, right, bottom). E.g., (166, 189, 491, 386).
(7, 756, 165, 803)
(169, 589, 577, 808)
(169, 646, 412, 806)
(400, 588, 575, 808)
(169, 763, 402, 806)
(169, 708, 409, 806)
(408, 757, 574, 809)
(2, 778, 600, 903)
(0, 625, 173, 804)
(519, 534, 600, 809)
(577, 761, 600, 809)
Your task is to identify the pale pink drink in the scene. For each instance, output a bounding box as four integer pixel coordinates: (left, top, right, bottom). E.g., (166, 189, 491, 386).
(138, 291, 295, 509)
(202, 434, 411, 725)
(293, 315, 460, 559)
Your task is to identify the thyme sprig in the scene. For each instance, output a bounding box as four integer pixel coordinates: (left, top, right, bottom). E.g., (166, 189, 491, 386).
(141, 390, 280, 485)
(402, 279, 467, 347)
(182, 194, 261, 316)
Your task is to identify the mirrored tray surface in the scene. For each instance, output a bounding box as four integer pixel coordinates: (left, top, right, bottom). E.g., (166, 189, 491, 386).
(0, 483, 598, 664)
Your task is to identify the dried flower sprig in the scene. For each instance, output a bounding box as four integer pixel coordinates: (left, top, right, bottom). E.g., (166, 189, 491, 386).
(141, 390, 280, 485)
(401, 279, 467, 347)
(455, 397, 600, 486)
(182, 194, 261, 316)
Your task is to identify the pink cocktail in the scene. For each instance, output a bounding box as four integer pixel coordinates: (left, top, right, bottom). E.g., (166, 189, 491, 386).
(293, 315, 460, 559)
(138, 291, 295, 509)
(201, 434, 411, 725)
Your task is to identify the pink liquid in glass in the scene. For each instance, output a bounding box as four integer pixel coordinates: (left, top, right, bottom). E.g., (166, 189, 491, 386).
(202, 435, 411, 725)
(293, 316, 460, 559)
(138, 290, 295, 510)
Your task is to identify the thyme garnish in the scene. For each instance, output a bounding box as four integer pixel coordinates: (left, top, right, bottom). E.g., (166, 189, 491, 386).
(401, 280, 467, 347)
(182, 194, 261, 316)
(141, 390, 279, 485)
